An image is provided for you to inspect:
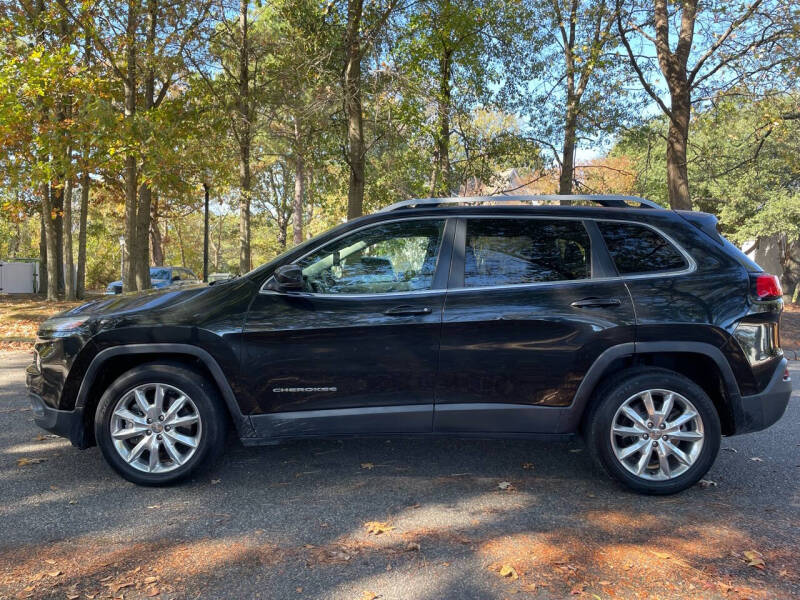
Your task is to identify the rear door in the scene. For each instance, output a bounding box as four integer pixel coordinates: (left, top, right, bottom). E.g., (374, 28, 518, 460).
(434, 216, 636, 434)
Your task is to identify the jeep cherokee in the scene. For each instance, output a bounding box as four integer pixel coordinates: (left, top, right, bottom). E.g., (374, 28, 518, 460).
(26, 195, 792, 494)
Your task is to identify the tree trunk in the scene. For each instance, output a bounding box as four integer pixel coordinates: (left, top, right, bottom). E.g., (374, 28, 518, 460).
(666, 90, 691, 210)
(63, 177, 75, 300)
(558, 106, 578, 195)
(150, 196, 164, 266)
(51, 184, 65, 294)
(76, 14, 92, 300)
(134, 0, 157, 290)
(430, 49, 452, 197)
(39, 203, 48, 297)
(293, 152, 305, 246)
(344, 0, 365, 220)
(135, 183, 152, 287)
(76, 170, 89, 299)
(237, 0, 252, 274)
(41, 185, 59, 301)
(123, 0, 139, 292)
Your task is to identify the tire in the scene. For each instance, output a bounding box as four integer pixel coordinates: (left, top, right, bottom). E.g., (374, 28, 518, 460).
(585, 368, 721, 495)
(94, 362, 227, 486)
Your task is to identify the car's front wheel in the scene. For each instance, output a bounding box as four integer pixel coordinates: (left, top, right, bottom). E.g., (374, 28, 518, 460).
(586, 368, 721, 495)
(95, 362, 226, 485)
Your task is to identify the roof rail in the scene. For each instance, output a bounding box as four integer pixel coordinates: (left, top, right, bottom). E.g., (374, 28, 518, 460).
(378, 194, 663, 212)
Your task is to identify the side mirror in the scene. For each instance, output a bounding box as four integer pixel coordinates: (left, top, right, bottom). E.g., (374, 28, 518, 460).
(272, 264, 304, 291)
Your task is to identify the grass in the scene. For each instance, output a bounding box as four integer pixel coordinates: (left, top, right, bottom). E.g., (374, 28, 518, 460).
(0, 294, 88, 352)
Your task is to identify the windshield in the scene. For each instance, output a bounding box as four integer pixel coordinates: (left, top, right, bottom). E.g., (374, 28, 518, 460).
(150, 268, 171, 280)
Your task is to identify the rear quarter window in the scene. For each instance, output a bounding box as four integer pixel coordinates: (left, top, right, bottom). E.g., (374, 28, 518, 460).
(598, 222, 687, 275)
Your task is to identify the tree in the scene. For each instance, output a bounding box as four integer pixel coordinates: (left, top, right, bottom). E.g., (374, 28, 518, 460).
(616, 0, 798, 209)
(396, 0, 537, 197)
(527, 0, 630, 194)
(339, 0, 401, 219)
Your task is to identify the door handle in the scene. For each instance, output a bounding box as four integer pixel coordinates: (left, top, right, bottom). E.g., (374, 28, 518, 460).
(570, 297, 622, 308)
(384, 305, 433, 316)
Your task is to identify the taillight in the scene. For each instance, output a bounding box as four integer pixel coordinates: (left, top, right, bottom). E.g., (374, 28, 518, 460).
(754, 274, 782, 299)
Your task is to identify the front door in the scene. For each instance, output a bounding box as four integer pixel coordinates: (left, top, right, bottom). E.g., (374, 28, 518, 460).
(243, 218, 454, 438)
(434, 216, 635, 434)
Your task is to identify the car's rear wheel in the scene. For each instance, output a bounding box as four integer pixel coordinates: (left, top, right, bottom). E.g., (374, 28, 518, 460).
(586, 368, 721, 495)
(95, 363, 226, 485)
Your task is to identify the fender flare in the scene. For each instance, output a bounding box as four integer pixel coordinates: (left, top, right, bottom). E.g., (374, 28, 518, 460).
(562, 341, 742, 432)
(75, 344, 254, 438)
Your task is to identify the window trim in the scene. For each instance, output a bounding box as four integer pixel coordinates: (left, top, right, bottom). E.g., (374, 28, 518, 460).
(593, 218, 696, 279)
(445, 215, 696, 293)
(259, 214, 696, 298)
(259, 216, 456, 299)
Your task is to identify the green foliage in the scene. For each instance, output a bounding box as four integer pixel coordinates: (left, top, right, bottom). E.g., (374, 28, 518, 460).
(612, 93, 800, 242)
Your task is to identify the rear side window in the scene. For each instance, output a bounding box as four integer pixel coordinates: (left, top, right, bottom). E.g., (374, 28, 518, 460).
(598, 222, 687, 274)
(464, 219, 591, 287)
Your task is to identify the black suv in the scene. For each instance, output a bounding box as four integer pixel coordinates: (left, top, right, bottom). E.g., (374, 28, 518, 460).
(26, 195, 792, 494)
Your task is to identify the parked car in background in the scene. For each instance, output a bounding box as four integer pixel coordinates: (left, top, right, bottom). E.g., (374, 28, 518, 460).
(28, 195, 791, 494)
(208, 272, 236, 284)
(105, 267, 200, 294)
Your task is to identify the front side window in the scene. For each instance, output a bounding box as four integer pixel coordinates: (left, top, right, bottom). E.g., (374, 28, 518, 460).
(296, 219, 446, 295)
(464, 219, 591, 287)
(598, 222, 687, 274)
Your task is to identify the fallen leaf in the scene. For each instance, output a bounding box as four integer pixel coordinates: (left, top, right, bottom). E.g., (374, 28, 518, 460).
(599, 580, 611, 585)
(364, 521, 394, 535)
(296, 587, 303, 593)
(47, 570, 62, 577)
(16, 457, 46, 467)
(211, 479, 221, 485)
(144, 577, 158, 584)
(569, 448, 583, 453)
(68, 499, 77, 505)
(743, 550, 765, 569)
(108, 581, 134, 593)
(750, 457, 763, 462)
(522, 462, 534, 470)
(698, 479, 718, 487)
(497, 481, 514, 491)
(146, 588, 159, 597)
(650, 551, 671, 559)
(361, 592, 379, 600)
(405, 542, 421, 552)
(722, 447, 738, 453)
(498, 565, 518, 580)
(44, 559, 56, 565)
(66, 593, 80, 600)
(361, 463, 374, 470)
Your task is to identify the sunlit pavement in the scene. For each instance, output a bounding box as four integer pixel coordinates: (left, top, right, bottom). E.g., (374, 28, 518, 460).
(0, 352, 798, 600)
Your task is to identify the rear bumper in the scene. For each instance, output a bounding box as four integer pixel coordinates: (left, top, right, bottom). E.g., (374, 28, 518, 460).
(731, 357, 792, 435)
(28, 392, 87, 448)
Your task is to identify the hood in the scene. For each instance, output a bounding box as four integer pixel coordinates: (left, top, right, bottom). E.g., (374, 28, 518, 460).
(61, 282, 211, 318)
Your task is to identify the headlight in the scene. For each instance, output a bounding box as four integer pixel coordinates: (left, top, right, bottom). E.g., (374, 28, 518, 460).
(38, 316, 91, 338)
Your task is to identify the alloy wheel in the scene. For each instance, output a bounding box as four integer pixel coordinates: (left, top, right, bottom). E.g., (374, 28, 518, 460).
(110, 383, 202, 474)
(610, 388, 704, 481)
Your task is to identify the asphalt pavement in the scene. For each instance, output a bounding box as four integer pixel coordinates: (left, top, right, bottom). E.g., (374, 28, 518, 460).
(0, 351, 798, 599)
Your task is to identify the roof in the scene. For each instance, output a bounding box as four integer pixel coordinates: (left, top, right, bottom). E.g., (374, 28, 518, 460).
(378, 195, 663, 212)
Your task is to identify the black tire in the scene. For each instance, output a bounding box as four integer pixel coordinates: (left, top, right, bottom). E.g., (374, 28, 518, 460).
(585, 367, 721, 495)
(94, 362, 227, 486)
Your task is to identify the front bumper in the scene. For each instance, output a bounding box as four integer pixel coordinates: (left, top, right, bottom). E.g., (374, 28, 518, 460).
(731, 357, 793, 435)
(28, 392, 87, 448)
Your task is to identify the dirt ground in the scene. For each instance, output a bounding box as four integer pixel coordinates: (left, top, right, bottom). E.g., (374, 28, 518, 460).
(0, 294, 86, 352)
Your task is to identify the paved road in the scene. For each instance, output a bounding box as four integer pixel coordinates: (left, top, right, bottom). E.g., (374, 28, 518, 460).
(0, 352, 798, 600)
